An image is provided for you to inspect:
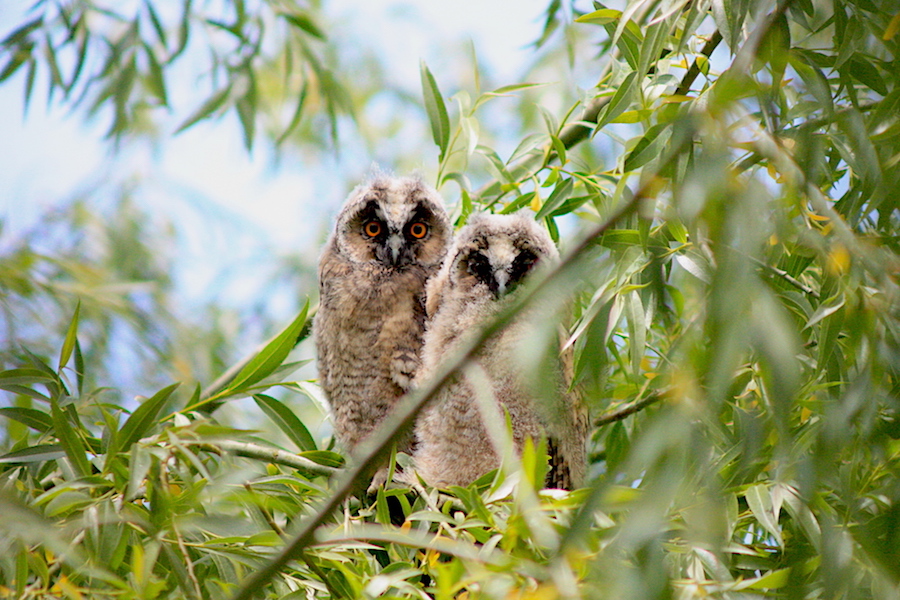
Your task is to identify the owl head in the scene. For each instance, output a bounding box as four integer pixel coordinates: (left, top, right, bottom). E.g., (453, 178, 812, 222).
(332, 175, 450, 271)
(427, 213, 558, 316)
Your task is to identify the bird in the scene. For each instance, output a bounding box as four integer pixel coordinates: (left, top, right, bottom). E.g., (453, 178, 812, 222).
(411, 212, 587, 490)
(314, 174, 451, 483)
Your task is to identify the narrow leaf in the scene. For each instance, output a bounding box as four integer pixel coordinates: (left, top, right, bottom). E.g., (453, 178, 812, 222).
(597, 71, 637, 131)
(214, 301, 310, 399)
(0, 444, 65, 464)
(105, 383, 180, 466)
(175, 85, 231, 134)
(535, 177, 574, 220)
(420, 61, 450, 159)
(50, 398, 91, 477)
(58, 301, 80, 371)
(254, 393, 317, 452)
(745, 484, 783, 546)
(0, 407, 52, 432)
(280, 12, 326, 40)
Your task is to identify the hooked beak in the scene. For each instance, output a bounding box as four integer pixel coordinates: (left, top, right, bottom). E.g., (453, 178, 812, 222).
(494, 269, 509, 298)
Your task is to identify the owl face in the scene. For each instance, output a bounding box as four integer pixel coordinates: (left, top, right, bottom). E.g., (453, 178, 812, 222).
(447, 213, 558, 300)
(334, 176, 450, 271)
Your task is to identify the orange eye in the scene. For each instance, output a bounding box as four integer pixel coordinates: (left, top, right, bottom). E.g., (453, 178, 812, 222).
(364, 221, 382, 237)
(408, 222, 428, 239)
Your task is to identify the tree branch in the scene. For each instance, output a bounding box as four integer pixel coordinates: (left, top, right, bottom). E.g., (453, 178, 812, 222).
(197, 440, 337, 477)
(228, 114, 699, 600)
(594, 391, 664, 427)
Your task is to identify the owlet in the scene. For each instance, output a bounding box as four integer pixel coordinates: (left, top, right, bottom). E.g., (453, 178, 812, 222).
(412, 213, 587, 490)
(314, 175, 451, 473)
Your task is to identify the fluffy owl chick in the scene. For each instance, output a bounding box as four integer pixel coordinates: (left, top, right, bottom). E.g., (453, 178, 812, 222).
(315, 175, 451, 465)
(413, 213, 587, 490)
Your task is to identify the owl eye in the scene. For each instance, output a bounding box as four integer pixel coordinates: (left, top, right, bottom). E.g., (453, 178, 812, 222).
(363, 221, 383, 237)
(408, 222, 429, 239)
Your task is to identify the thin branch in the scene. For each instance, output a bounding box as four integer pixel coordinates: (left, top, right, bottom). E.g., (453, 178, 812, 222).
(674, 30, 723, 96)
(594, 391, 664, 427)
(198, 440, 337, 477)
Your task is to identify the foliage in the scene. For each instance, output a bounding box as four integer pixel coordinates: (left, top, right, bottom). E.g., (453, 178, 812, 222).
(3, 0, 900, 599)
(0, 0, 349, 148)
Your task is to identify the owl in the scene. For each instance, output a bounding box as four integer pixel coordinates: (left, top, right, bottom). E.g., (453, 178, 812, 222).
(412, 213, 588, 490)
(314, 175, 451, 470)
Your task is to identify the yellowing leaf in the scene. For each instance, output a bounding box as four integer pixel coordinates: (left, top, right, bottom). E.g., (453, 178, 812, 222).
(827, 244, 850, 275)
(575, 9, 621, 25)
(884, 12, 900, 40)
(806, 211, 830, 222)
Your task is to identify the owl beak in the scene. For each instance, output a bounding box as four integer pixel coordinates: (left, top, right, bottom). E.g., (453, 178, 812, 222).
(386, 233, 407, 267)
(494, 270, 509, 297)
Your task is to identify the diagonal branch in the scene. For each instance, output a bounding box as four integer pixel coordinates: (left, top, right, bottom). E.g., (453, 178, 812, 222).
(228, 115, 699, 600)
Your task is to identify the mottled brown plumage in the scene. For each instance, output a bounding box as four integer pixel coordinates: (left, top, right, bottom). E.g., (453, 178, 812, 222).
(314, 176, 450, 471)
(412, 213, 587, 490)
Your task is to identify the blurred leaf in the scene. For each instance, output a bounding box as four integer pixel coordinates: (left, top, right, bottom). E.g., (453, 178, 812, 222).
(280, 12, 326, 40)
(58, 301, 80, 372)
(174, 85, 232, 134)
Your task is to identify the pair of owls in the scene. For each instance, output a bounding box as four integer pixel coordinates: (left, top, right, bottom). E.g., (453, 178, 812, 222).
(314, 175, 587, 490)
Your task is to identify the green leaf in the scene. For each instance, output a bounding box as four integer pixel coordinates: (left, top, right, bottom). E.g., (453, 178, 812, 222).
(105, 383, 179, 468)
(143, 42, 168, 106)
(734, 568, 791, 590)
(211, 302, 310, 401)
(500, 192, 536, 215)
(535, 177, 574, 220)
(623, 123, 671, 172)
(0, 444, 65, 464)
(58, 301, 80, 372)
(745, 484, 783, 546)
(575, 8, 622, 25)
(280, 12, 326, 40)
(253, 393, 317, 452)
(0, 407, 52, 432)
(597, 71, 638, 131)
(50, 398, 91, 478)
(297, 450, 344, 468)
(0, 46, 32, 83)
(847, 54, 887, 96)
(420, 61, 450, 160)
(0, 16, 42, 47)
(175, 85, 232, 134)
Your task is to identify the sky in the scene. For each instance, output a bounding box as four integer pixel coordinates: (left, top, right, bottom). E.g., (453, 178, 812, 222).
(0, 0, 552, 310)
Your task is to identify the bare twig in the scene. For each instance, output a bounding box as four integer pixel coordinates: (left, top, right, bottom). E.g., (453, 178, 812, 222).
(198, 440, 337, 477)
(594, 391, 665, 427)
(674, 30, 723, 96)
